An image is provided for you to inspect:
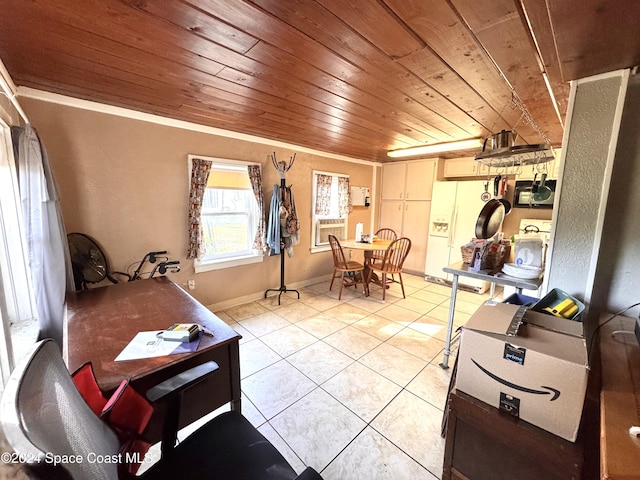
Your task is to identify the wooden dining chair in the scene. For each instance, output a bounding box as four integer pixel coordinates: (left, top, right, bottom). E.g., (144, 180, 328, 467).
(372, 228, 397, 264)
(366, 237, 411, 301)
(328, 234, 365, 299)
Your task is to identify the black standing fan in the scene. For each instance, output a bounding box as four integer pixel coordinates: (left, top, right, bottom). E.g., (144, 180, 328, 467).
(67, 233, 118, 290)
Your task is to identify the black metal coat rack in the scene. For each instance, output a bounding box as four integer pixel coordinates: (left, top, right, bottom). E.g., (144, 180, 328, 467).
(264, 153, 300, 305)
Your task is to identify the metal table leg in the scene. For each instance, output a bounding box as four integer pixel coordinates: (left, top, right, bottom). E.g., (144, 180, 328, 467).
(440, 273, 459, 369)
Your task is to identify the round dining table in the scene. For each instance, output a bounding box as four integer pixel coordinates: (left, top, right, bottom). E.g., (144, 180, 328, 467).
(340, 238, 392, 295)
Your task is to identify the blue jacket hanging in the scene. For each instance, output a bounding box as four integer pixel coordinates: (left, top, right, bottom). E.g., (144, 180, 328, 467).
(267, 183, 300, 257)
(267, 184, 281, 256)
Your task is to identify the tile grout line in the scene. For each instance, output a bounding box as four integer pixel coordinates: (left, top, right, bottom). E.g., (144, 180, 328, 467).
(231, 274, 496, 478)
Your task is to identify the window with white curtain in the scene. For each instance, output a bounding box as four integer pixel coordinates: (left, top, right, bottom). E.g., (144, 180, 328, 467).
(189, 156, 263, 272)
(310, 170, 350, 252)
(0, 119, 36, 383)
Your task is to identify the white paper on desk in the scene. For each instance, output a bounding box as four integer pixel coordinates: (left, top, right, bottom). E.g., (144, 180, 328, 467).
(115, 331, 201, 361)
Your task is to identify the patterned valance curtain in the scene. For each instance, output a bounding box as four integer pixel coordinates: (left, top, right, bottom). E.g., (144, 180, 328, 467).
(248, 165, 266, 250)
(314, 174, 332, 215)
(187, 158, 212, 259)
(338, 176, 351, 217)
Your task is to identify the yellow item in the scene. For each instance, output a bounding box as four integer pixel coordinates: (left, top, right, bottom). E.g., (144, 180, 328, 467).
(543, 306, 563, 317)
(543, 298, 578, 318)
(554, 298, 575, 312)
(562, 304, 579, 319)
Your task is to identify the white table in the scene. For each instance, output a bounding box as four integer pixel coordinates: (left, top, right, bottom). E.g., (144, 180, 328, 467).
(439, 262, 543, 369)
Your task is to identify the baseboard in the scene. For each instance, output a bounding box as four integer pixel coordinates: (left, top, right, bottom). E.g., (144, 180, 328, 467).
(206, 274, 332, 312)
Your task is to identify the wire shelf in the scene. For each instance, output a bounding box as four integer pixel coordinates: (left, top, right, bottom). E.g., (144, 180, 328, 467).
(475, 144, 554, 167)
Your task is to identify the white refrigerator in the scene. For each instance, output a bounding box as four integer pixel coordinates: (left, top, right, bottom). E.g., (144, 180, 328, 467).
(425, 180, 490, 293)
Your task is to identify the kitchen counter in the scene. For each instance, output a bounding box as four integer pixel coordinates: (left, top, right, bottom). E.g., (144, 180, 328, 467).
(443, 262, 543, 291)
(439, 262, 544, 369)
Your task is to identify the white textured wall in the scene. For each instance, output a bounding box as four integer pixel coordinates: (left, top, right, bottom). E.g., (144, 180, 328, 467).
(546, 70, 640, 342)
(592, 75, 640, 315)
(547, 75, 622, 301)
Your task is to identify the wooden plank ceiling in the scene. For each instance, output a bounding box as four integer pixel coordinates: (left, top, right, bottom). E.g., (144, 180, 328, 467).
(2, 0, 640, 162)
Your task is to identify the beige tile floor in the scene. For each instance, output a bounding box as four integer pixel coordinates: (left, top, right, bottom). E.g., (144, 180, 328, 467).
(6, 273, 498, 478)
(213, 274, 498, 479)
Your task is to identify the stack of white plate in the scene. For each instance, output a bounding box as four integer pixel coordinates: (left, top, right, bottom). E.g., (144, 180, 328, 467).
(502, 263, 543, 279)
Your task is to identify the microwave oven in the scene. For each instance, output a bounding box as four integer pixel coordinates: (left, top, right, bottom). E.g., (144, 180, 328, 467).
(514, 179, 556, 209)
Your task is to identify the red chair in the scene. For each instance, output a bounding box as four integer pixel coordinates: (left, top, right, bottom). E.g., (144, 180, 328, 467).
(0, 339, 324, 480)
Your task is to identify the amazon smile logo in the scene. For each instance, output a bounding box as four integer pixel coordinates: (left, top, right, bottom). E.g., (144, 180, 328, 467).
(471, 358, 560, 401)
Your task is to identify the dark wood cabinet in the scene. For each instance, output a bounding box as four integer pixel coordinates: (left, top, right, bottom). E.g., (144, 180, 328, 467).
(443, 390, 586, 480)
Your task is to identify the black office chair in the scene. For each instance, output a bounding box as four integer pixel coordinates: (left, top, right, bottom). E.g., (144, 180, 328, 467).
(0, 339, 323, 480)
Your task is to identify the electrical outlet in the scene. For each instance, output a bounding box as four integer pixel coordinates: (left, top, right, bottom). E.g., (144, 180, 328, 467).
(188, 279, 195, 290)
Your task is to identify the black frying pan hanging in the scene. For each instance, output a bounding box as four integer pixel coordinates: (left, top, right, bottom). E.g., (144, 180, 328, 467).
(475, 198, 505, 239)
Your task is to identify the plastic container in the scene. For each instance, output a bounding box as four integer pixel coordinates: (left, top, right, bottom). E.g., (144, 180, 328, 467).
(514, 234, 544, 268)
(355, 223, 363, 242)
(502, 293, 539, 306)
(532, 288, 585, 322)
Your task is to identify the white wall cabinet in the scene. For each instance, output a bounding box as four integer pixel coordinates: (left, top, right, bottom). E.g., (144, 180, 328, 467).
(443, 157, 507, 178)
(381, 159, 436, 200)
(381, 163, 408, 200)
(443, 157, 482, 178)
(405, 161, 435, 200)
(379, 199, 431, 274)
(378, 200, 404, 236)
(379, 159, 436, 274)
(401, 201, 431, 272)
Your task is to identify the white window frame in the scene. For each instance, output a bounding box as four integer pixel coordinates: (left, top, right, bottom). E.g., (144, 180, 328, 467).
(310, 170, 349, 253)
(188, 155, 263, 273)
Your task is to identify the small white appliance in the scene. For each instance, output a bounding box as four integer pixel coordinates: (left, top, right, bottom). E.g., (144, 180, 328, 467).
(425, 180, 492, 293)
(519, 218, 552, 243)
(502, 218, 552, 299)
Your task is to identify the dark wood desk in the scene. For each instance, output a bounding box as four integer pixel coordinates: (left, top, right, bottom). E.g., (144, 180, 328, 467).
(64, 277, 242, 443)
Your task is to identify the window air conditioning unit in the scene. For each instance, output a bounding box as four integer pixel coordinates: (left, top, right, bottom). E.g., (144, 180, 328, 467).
(316, 218, 346, 245)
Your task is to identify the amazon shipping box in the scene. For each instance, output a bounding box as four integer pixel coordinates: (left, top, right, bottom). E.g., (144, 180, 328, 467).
(455, 302, 589, 441)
